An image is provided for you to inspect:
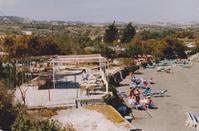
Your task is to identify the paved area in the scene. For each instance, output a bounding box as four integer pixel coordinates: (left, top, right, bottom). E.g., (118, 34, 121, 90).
(117, 64, 199, 131)
(15, 86, 104, 108)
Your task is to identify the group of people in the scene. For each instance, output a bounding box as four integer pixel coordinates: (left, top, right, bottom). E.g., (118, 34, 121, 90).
(127, 76, 157, 110)
(130, 76, 155, 89)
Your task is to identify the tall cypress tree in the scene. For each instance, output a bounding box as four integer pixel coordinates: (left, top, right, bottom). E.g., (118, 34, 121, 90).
(104, 21, 118, 43)
(121, 22, 136, 43)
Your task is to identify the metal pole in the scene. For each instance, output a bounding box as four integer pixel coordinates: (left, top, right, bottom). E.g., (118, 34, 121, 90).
(48, 75, 51, 101)
(48, 88, 51, 101)
(75, 75, 78, 98)
(106, 61, 109, 93)
(15, 60, 18, 88)
(53, 62, 55, 89)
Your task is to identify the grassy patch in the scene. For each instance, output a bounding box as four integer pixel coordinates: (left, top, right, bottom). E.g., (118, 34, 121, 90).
(38, 109, 57, 118)
(85, 104, 124, 124)
(28, 108, 57, 118)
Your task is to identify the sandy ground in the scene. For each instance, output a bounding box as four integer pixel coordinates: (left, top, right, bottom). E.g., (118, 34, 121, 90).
(54, 108, 130, 131)
(117, 63, 199, 131)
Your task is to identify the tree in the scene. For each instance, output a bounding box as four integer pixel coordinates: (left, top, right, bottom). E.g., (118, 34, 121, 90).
(78, 35, 91, 48)
(0, 61, 3, 79)
(55, 35, 81, 55)
(15, 43, 28, 57)
(0, 81, 16, 131)
(3, 37, 16, 57)
(163, 38, 187, 59)
(126, 44, 143, 57)
(163, 46, 175, 59)
(101, 46, 116, 59)
(144, 39, 167, 61)
(17, 77, 29, 105)
(40, 38, 61, 55)
(121, 22, 136, 43)
(139, 31, 164, 40)
(0, 80, 71, 131)
(3, 37, 15, 47)
(1, 63, 16, 89)
(173, 41, 187, 59)
(27, 36, 40, 56)
(104, 21, 119, 43)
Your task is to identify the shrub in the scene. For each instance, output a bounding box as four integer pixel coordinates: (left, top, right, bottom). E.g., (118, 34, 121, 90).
(103, 85, 120, 107)
(38, 109, 57, 118)
(0, 81, 16, 131)
(11, 113, 72, 131)
(127, 65, 140, 72)
(103, 94, 116, 106)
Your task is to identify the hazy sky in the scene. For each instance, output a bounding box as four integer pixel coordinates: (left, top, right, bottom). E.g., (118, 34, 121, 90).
(0, 0, 199, 23)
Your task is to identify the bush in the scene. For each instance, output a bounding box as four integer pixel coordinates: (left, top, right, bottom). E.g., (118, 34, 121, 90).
(0, 81, 73, 131)
(103, 94, 117, 107)
(122, 58, 135, 67)
(102, 88, 132, 117)
(0, 81, 17, 131)
(127, 65, 140, 72)
(38, 109, 57, 118)
(11, 113, 72, 131)
(103, 85, 120, 107)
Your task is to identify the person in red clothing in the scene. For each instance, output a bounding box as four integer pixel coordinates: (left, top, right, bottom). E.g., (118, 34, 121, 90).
(145, 96, 158, 109)
(133, 87, 141, 104)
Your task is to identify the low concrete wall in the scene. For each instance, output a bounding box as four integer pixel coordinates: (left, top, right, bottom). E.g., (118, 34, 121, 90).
(108, 65, 140, 86)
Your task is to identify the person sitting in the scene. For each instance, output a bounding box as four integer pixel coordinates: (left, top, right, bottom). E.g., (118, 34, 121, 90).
(130, 76, 135, 81)
(135, 77, 142, 85)
(127, 87, 133, 98)
(145, 96, 158, 109)
(128, 95, 137, 106)
(130, 81, 137, 88)
(149, 78, 155, 84)
(127, 83, 137, 97)
(143, 80, 148, 87)
(142, 87, 152, 96)
(133, 87, 141, 104)
(82, 69, 89, 82)
(165, 68, 171, 73)
(131, 76, 142, 85)
(128, 95, 146, 110)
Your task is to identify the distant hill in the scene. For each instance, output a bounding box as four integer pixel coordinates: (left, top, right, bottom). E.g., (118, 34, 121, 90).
(0, 16, 68, 25)
(0, 15, 198, 28)
(0, 16, 33, 24)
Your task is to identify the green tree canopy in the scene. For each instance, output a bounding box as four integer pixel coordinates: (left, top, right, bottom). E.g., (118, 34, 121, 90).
(126, 44, 143, 57)
(121, 22, 136, 43)
(104, 21, 119, 43)
(163, 38, 187, 59)
(0, 81, 16, 131)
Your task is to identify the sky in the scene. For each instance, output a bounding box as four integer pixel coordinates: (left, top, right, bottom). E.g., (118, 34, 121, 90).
(0, 0, 199, 23)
